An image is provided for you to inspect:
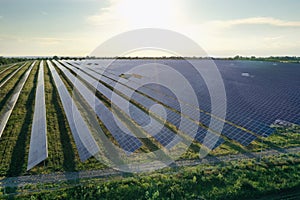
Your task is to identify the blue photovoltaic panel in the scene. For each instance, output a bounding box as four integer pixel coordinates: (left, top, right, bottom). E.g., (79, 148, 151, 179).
(177, 115, 225, 150)
(222, 123, 257, 146)
(128, 101, 182, 149)
(27, 61, 48, 170)
(195, 127, 224, 150)
(226, 114, 275, 137)
(53, 60, 142, 154)
(47, 61, 100, 161)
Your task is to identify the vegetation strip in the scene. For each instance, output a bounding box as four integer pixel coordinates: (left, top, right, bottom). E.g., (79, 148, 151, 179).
(0, 146, 299, 188)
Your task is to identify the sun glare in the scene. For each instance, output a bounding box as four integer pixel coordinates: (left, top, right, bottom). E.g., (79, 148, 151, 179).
(115, 0, 178, 28)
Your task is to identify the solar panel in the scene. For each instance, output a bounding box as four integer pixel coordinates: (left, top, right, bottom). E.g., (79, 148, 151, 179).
(0, 63, 17, 75)
(58, 60, 182, 150)
(0, 62, 34, 138)
(52, 60, 142, 154)
(222, 123, 257, 146)
(27, 61, 48, 170)
(47, 61, 100, 161)
(226, 114, 274, 137)
(0, 63, 26, 88)
(195, 128, 225, 150)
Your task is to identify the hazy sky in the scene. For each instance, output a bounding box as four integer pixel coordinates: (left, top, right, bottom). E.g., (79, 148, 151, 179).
(0, 0, 300, 57)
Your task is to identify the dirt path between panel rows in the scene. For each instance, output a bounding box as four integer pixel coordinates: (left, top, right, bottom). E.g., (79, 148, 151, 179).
(1, 146, 299, 188)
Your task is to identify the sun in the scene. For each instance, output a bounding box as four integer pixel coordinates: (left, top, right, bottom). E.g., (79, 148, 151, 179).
(115, 0, 179, 28)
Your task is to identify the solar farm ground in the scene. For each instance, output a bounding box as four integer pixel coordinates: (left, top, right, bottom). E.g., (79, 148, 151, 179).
(0, 60, 299, 199)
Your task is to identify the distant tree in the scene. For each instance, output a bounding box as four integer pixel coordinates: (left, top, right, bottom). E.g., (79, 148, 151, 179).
(234, 55, 240, 60)
(53, 55, 59, 60)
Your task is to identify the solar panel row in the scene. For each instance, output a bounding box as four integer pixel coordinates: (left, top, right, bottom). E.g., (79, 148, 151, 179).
(0, 63, 17, 75)
(47, 61, 100, 161)
(0, 63, 27, 88)
(27, 61, 48, 170)
(0, 62, 34, 138)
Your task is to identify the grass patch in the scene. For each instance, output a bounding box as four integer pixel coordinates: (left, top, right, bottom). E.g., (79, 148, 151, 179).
(2, 153, 299, 199)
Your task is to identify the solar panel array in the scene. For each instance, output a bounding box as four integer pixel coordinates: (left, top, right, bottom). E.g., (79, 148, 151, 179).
(1, 59, 297, 170)
(60, 60, 183, 150)
(66, 60, 225, 150)
(53, 60, 142, 154)
(63, 62, 190, 147)
(27, 61, 48, 170)
(68, 58, 300, 148)
(47, 61, 100, 161)
(62, 61, 187, 150)
(70, 61, 255, 147)
(86, 59, 299, 128)
(0, 62, 34, 138)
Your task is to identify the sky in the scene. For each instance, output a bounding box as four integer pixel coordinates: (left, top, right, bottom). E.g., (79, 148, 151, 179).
(0, 0, 300, 57)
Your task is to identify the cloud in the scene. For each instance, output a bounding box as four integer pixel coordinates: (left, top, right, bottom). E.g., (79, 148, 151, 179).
(87, 7, 123, 26)
(211, 17, 300, 28)
(86, 0, 127, 26)
(86, 0, 180, 28)
(0, 16, 3, 19)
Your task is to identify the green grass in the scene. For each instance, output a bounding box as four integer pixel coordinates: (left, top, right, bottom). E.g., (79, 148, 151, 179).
(1, 153, 299, 200)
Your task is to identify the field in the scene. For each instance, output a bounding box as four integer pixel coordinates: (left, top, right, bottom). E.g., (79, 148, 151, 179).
(0, 59, 299, 199)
